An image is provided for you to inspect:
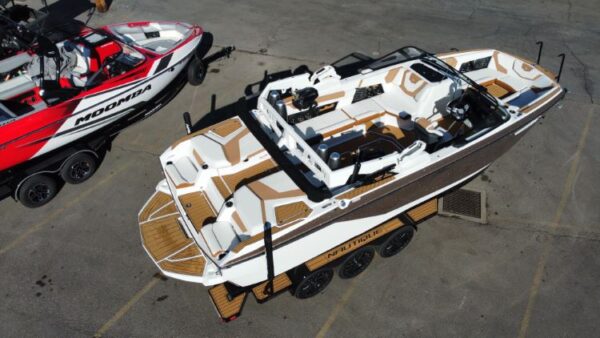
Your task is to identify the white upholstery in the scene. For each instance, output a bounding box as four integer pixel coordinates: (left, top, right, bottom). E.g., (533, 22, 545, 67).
(189, 136, 229, 168)
(70, 74, 88, 87)
(310, 65, 341, 84)
(294, 109, 350, 139)
(342, 98, 381, 119)
(464, 68, 498, 83)
(71, 44, 92, 75)
(0, 75, 36, 100)
(373, 92, 413, 119)
(200, 221, 240, 255)
(0, 53, 33, 73)
(165, 157, 198, 185)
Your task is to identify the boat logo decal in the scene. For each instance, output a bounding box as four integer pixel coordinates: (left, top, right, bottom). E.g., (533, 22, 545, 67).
(75, 85, 152, 126)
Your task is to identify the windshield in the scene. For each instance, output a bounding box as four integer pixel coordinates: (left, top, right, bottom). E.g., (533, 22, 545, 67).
(85, 43, 144, 87)
(421, 55, 501, 109)
(117, 44, 145, 66)
(331, 52, 373, 79)
(365, 46, 428, 71)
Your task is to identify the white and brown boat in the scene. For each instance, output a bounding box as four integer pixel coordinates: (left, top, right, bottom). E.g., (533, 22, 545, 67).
(138, 46, 565, 321)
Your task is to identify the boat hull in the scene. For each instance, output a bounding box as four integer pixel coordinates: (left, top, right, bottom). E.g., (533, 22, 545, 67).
(0, 24, 202, 172)
(218, 87, 565, 286)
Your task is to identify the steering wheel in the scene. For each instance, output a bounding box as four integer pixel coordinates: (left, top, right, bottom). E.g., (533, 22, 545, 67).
(446, 91, 470, 121)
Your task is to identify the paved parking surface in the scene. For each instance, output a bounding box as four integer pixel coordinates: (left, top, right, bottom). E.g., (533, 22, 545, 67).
(0, 0, 598, 337)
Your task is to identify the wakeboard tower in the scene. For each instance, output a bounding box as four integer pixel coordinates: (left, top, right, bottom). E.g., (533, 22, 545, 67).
(0, 2, 232, 207)
(138, 45, 565, 321)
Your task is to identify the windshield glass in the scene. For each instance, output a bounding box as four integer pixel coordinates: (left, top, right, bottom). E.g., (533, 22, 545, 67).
(117, 44, 144, 67)
(421, 55, 501, 108)
(366, 46, 427, 71)
(331, 53, 373, 79)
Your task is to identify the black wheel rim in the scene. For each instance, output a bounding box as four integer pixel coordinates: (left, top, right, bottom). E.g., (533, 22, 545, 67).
(27, 184, 50, 203)
(297, 270, 333, 299)
(340, 248, 374, 279)
(69, 161, 91, 180)
(382, 231, 413, 257)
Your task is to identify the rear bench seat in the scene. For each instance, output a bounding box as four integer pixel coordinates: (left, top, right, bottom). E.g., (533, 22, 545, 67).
(200, 221, 241, 257)
(165, 156, 199, 187)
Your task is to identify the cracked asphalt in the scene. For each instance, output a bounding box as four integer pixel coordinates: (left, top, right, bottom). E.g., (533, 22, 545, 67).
(0, 0, 598, 337)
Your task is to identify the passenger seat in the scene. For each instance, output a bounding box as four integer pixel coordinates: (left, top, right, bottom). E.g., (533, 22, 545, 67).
(413, 118, 441, 146)
(200, 221, 241, 257)
(165, 156, 199, 187)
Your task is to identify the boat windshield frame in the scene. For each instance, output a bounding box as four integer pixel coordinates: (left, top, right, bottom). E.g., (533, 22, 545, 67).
(420, 55, 501, 109)
(362, 46, 429, 71)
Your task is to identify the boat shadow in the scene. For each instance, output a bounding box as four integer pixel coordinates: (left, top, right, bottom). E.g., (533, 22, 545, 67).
(28, 0, 108, 40)
(43, 0, 112, 25)
(191, 66, 310, 131)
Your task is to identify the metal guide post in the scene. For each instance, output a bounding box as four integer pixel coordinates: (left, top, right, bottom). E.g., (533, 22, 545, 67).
(263, 222, 275, 296)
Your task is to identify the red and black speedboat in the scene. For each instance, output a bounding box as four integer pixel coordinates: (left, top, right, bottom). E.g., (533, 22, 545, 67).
(0, 8, 222, 207)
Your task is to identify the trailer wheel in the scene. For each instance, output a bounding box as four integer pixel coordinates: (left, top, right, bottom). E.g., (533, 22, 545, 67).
(294, 268, 334, 299)
(338, 246, 375, 279)
(17, 174, 59, 208)
(187, 57, 206, 86)
(60, 152, 97, 184)
(378, 226, 414, 258)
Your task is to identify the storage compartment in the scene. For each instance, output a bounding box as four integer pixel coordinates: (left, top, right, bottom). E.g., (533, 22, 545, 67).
(481, 78, 516, 99)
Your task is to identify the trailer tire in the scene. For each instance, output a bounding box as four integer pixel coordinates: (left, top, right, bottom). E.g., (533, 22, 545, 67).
(338, 246, 375, 279)
(293, 268, 334, 299)
(17, 174, 59, 208)
(378, 226, 414, 258)
(187, 57, 206, 86)
(60, 152, 97, 184)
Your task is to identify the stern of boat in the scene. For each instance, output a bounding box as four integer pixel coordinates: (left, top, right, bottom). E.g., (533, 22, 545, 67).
(138, 187, 212, 283)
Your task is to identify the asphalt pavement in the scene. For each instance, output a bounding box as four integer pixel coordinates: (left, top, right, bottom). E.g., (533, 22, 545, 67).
(0, 0, 598, 337)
